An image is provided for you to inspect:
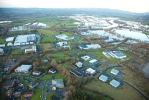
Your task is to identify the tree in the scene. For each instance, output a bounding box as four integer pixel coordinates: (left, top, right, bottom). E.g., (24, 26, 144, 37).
(50, 59, 57, 67)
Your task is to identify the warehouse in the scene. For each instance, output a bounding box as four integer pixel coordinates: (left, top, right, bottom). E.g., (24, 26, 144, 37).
(15, 65, 32, 73)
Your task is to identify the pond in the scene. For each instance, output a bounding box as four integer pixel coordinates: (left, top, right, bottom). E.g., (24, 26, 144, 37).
(115, 29, 149, 42)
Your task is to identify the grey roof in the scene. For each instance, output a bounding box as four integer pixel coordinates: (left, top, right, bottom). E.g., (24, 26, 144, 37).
(110, 79, 120, 88)
(99, 75, 108, 82)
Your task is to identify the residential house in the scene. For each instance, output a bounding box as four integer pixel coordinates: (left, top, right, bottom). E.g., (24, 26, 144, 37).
(48, 68, 57, 74)
(23, 90, 34, 98)
(3, 79, 15, 89)
(32, 70, 41, 76)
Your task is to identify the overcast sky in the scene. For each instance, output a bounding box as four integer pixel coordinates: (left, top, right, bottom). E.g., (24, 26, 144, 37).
(0, 0, 149, 13)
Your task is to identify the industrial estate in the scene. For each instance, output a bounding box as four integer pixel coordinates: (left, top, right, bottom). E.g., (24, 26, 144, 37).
(0, 8, 149, 100)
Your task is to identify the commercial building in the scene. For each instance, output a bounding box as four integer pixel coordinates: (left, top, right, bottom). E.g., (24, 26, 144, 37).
(103, 50, 126, 59)
(110, 79, 120, 88)
(89, 59, 97, 65)
(52, 79, 64, 88)
(79, 43, 101, 50)
(6, 37, 14, 42)
(14, 34, 36, 46)
(75, 62, 83, 68)
(15, 65, 32, 73)
(99, 75, 108, 82)
(86, 68, 96, 75)
(25, 46, 37, 53)
(56, 42, 70, 48)
(55, 34, 74, 40)
(111, 69, 119, 75)
(81, 55, 90, 61)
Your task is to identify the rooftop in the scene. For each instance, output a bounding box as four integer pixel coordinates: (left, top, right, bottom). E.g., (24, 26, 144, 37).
(99, 75, 108, 82)
(89, 59, 97, 64)
(15, 65, 32, 71)
(111, 69, 119, 75)
(86, 68, 96, 74)
(52, 79, 64, 88)
(110, 79, 120, 88)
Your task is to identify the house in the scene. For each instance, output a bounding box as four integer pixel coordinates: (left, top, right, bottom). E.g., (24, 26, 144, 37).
(81, 55, 90, 61)
(110, 79, 120, 88)
(3, 79, 15, 89)
(89, 59, 97, 65)
(25, 46, 37, 53)
(23, 90, 34, 98)
(5, 88, 13, 97)
(51, 95, 62, 100)
(15, 65, 32, 73)
(75, 62, 83, 68)
(99, 75, 108, 82)
(14, 91, 21, 98)
(48, 68, 57, 74)
(111, 69, 119, 75)
(86, 68, 96, 75)
(32, 70, 41, 76)
(0, 48, 4, 55)
(52, 79, 64, 88)
(29, 81, 38, 88)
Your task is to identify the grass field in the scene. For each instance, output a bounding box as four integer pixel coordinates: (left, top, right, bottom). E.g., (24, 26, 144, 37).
(46, 93, 55, 100)
(93, 51, 120, 63)
(11, 49, 24, 54)
(144, 32, 149, 35)
(0, 38, 6, 44)
(41, 73, 64, 80)
(40, 43, 53, 50)
(38, 29, 56, 43)
(86, 80, 145, 100)
(31, 89, 42, 100)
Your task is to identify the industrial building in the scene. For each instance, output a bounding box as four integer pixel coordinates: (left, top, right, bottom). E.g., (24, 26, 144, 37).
(15, 65, 32, 73)
(25, 46, 37, 53)
(110, 79, 120, 88)
(86, 68, 96, 75)
(99, 74, 108, 82)
(111, 69, 119, 75)
(14, 34, 36, 46)
(55, 34, 74, 40)
(79, 43, 101, 50)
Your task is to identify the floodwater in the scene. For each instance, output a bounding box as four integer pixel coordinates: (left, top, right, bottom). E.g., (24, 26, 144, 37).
(142, 64, 149, 79)
(115, 29, 149, 42)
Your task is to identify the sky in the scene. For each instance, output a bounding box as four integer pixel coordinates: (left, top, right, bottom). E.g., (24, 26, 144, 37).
(0, 0, 149, 13)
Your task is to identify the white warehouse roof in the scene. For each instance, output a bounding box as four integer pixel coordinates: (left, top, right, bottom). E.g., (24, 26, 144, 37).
(111, 69, 119, 75)
(6, 37, 14, 42)
(86, 68, 96, 74)
(110, 79, 120, 88)
(15, 65, 32, 73)
(89, 59, 97, 64)
(99, 75, 108, 82)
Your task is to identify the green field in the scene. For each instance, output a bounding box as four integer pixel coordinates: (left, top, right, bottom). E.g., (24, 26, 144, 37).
(144, 32, 149, 35)
(38, 29, 56, 43)
(11, 49, 24, 54)
(0, 38, 6, 44)
(42, 73, 64, 80)
(31, 89, 42, 100)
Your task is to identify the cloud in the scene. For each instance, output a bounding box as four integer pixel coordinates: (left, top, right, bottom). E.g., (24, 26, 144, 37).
(0, 0, 149, 12)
